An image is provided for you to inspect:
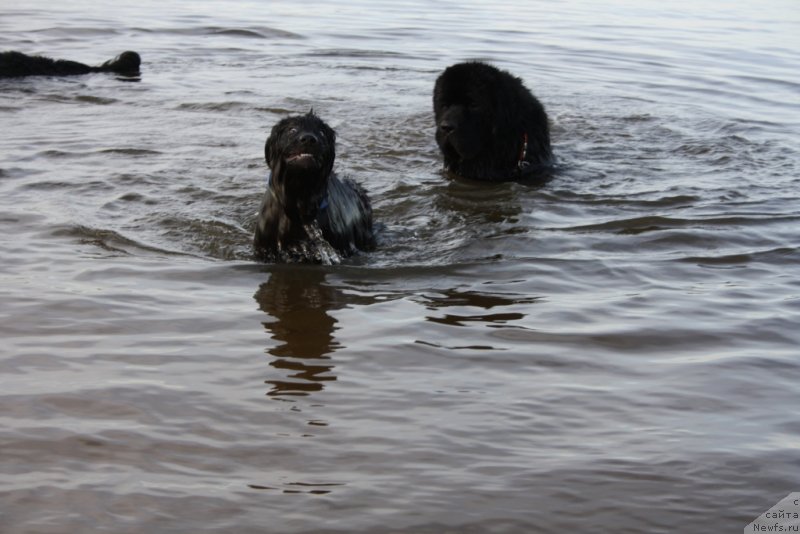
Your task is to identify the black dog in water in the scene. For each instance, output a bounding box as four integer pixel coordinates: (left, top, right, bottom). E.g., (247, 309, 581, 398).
(0, 50, 141, 78)
(433, 61, 553, 181)
(253, 111, 375, 263)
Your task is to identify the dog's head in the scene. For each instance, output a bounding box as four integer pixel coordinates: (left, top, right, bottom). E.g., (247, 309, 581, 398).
(434, 63, 503, 161)
(264, 111, 336, 209)
(433, 62, 531, 179)
(99, 51, 141, 75)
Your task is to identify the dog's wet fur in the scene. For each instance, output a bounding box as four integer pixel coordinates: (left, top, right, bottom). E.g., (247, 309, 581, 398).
(0, 50, 141, 78)
(433, 61, 553, 181)
(254, 111, 375, 263)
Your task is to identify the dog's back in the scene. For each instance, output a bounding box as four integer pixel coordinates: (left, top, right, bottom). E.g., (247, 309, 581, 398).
(0, 51, 140, 78)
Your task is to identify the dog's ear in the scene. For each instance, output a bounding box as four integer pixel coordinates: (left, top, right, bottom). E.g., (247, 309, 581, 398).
(492, 79, 524, 139)
(321, 122, 336, 147)
(265, 119, 286, 169)
(264, 134, 275, 169)
(322, 122, 336, 175)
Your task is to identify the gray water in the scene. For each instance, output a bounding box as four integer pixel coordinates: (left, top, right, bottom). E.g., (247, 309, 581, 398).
(1, 1, 799, 532)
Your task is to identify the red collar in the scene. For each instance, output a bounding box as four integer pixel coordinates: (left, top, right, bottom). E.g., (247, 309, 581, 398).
(517, 132, 528, 169)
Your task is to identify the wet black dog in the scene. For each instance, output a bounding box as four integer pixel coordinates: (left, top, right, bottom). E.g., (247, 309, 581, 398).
(253, 111, 375, 263)
(0, 50, 140, 78)
(433, 61, 553, 181)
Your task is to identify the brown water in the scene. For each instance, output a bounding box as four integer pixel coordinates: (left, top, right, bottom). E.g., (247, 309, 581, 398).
(1, 1, 799, 532)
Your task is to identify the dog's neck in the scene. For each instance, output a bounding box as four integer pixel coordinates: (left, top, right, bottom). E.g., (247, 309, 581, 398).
(445, 132, 542, 180)
(266, 170, 329, 222)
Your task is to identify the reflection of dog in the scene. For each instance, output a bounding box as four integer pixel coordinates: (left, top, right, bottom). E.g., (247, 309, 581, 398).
(0, 51, 141, 78)
(254, 264, 377, 396)
(253, 111, 375, 263)
(254, 266, 337, 396)
(433, 61, 553, 181)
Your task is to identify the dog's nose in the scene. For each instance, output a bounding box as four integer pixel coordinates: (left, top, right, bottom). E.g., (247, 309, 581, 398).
(299, 132, 318, 145)
(438, 120, 455, 134)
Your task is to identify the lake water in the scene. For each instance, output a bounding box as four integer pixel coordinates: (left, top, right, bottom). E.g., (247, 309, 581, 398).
(1, 1, 799, 532)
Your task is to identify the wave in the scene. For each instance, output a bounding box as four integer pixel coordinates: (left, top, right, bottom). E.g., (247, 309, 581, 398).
(176, 101, 250, 112)
(677, 246, 800, 266)
(49, 224, 196, 258)
(561, 214, 800, 234)
(136, 25, 303, 40)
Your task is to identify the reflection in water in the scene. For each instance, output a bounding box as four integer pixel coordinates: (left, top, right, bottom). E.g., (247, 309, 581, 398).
(254, 264, 382, 398)
(254, 265, 340, 397)
(436, 171, 552, 225)
(418, 288, 542, 350)
(248, 482, 345, 495)
(423, 288, 541, 310)
(435, 178, 524, 224)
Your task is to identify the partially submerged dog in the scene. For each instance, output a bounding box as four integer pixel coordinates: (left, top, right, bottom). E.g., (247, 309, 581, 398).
(433, 61, 554, 181)
(253, 111, 375, 263)
(0, 50, 141, 78)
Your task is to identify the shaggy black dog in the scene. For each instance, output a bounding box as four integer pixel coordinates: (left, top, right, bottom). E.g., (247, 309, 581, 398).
(0, 50, 140, 78)
(433, 61, 553, 181)
(254, 111, 375, 263)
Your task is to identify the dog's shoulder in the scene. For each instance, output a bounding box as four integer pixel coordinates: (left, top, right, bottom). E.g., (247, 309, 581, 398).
(319, 174, 375, 253)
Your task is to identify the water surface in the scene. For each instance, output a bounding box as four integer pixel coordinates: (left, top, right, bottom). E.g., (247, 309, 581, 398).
(1, 1, 799, 532)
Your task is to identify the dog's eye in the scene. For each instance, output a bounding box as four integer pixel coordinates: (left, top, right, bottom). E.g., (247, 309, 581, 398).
(288, 128, 298, 135)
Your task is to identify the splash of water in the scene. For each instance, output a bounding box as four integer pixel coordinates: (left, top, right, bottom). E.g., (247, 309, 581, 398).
(266, 221, 342, 264)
